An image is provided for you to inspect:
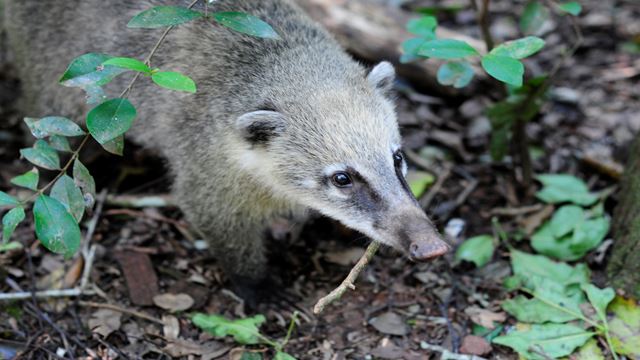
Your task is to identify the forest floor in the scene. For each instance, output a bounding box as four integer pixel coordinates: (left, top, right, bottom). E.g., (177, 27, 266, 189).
(1, 0, 639, 359)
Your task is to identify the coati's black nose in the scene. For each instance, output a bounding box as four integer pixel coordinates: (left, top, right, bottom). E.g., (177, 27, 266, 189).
(409, 240, 450, 261)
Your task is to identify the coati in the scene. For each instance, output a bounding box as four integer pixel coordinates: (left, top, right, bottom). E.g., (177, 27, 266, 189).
(4, 0, 450, 301)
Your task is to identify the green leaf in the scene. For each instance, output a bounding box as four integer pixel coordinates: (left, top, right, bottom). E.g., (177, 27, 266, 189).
(406, 15, 437, 37)
(406, 170, 435, 198)
(455, 235, 494, 267)
(101, 135, 125, 156)
(10, 168, 39, 191)
(549, 205, 584, 237)
(569, 217, 609, 255)
(493, 323, 594, 359)
(558, 2, 582, 16)
(481, 55, 524, 87)
(59, 53, 127, 90)
(274, 352, 296, 360)
(520, 1, 550, 35)
(26, 117, 85, 138)
(509, 249, 590, 288)
(0, 191, 20, 208)
(240, 353, 263, 360)
(437, 61, 474, 88)
(103, 57, 151, 74)
(490, 36, 545, 59)
(213, 12, 280, 39)
(73, 160, 96, 201)
(418, 39, 479, 59)
(20, 140, 60, 170)
(608, 296, 640, 357)
(502, 276, 586, 323)
(400, 38, 428, 63)
(192, 313, 267, 345)
(49, 135, 72, 152)
(574, 339, 605, 360)
(0, 241, 23, 252)
(33, 195, 81, 258)
(51, 175, 85, 222)
(531, 222, 581, 261)
(127, 6, 203, 28)
(87, 98, 137, 144)
(536, 174, 599, 206)
(3, 207, 25, 243)
(151, 71, 196, 93)
(582, 284, 614, 324)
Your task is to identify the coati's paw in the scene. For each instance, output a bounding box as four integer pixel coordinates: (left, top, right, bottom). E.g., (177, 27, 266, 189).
(230, 275, 300, 311)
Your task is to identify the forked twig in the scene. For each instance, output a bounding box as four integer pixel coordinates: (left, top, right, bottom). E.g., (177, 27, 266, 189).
(313, 241, 380, 314)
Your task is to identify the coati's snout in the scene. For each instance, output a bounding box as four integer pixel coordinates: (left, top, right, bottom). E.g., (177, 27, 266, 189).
(398, 213, 450, 261)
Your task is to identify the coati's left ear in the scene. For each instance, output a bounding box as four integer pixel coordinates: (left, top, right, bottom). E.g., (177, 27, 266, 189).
(367, 61, 396, 94)
(236, 110, 287, 145)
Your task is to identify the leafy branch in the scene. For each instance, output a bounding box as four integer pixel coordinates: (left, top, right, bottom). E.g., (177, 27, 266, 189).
(0, 0, 280, 257)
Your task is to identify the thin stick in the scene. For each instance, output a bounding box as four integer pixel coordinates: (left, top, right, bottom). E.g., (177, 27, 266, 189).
(313, 241, 380, 314)
(78, 301, 165, 325)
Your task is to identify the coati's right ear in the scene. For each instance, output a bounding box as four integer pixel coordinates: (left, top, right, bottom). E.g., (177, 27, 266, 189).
(235, 110, 287, 145)
(367, 61, 396, 94)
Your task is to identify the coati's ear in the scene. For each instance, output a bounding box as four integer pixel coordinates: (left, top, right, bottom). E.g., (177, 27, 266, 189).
(236, 110, 287, 145)
(367, 61, 396, 94)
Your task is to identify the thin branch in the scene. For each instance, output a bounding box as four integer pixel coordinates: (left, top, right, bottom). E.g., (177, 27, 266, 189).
(313, 241, 380, 314)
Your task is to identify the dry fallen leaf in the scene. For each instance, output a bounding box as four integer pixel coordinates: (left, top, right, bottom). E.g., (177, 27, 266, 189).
(153, 293, 194, 313)
(369, 311, 408, 336)
(88, 309, 122, 337)
(162, 315, 180, 339)
(464, 307, 507, 329)
(325, 247, 366, 266)
(460, 335, 492, 356)
(163, 338, 226, 358)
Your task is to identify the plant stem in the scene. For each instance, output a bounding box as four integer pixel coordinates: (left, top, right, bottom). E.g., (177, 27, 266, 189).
(281, 311, 299, 348)
(22, 0, 202, 206)
(478, 0, 494, 51)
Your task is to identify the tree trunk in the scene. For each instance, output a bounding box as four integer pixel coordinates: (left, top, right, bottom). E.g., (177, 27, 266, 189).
(607, 135, 640, 299)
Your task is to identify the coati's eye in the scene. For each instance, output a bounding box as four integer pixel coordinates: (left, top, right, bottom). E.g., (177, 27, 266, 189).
(393, 151, 404, 167)
(331, 172, 353, 188)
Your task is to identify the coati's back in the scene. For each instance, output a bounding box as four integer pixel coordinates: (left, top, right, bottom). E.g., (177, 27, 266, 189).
(4, 0, 359, 154)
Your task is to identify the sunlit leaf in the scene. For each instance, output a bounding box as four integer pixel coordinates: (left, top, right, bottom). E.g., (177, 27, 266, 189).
(103, 57, 151, 74)
(151, 71, 196, 93)
(128, 6, 203, 28)
(418, 39, 479, 59)
(59, 53, 127, 91)
(407, 170, 435, 198)
(213, 12, 280, 39)
(192, 313, 267, 345)
(490, 36, 545, 59)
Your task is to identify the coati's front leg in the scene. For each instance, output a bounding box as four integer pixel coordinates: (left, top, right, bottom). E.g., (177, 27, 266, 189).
(173, 168, 284, 305)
